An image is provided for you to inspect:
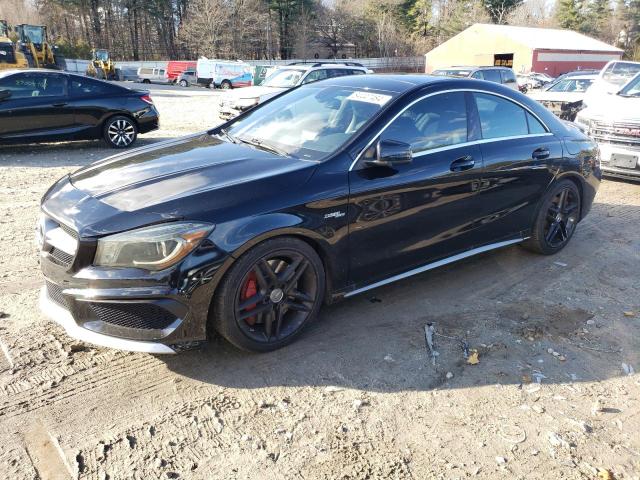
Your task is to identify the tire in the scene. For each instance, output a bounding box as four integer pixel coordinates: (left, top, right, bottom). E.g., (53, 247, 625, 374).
(211, 237, 326, 352)
(95, 67, 105, 80)
(142, 79, 151, 84)
(522, 179, 581, 255)
(24, 51, 36, 68)
(115, 69, 124, 81)
(179, 79, 188, 87)
(54, 54, 66, 70)
(220, 80, 232, 90)
(103, 115, 138, 148)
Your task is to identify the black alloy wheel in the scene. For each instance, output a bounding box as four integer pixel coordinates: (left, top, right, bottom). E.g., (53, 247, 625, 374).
(220, 80, 232, 90)
(103, 115, 137, 148)
(212, 237, 325, 352)
(523, 179, 581, 254)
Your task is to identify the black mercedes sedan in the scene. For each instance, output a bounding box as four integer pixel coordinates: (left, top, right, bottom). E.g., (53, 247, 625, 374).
(0, 69, 159, 148)
(38, 74, 601, 354)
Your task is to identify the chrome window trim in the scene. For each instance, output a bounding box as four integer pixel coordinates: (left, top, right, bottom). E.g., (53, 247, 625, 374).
(348, 88, 552, 171)
(344, 237, 526, 298)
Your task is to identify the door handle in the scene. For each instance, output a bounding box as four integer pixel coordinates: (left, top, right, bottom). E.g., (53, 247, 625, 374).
(52, 102, 67, 107)
(450, 155, 475, 172)
(532, 147, 550, 160)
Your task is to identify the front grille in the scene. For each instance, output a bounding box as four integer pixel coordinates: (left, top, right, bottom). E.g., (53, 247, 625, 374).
(88, 302, 177, 331)
(42, 217, 78, 268)
(46, 281, 67, 308)
(49, 247, 74, 266)
(591, 121, 640, 148)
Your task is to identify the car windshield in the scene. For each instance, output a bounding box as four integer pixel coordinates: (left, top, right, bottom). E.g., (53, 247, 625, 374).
(602, 62, 640, 86)
(618, 73, 640, 97)
(547, 78, 593, 92)
(263, 69, 305, 88)
(432, 69, 471, 78)
(223, 85, 395, 161)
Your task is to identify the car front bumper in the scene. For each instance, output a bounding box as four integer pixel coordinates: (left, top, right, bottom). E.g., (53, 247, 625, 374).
(598, 143, 640, 179)
(40, 287, 176, 354)
(38, 206, 230, 353)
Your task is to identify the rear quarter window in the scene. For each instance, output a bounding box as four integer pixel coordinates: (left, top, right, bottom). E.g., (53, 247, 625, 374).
(71, 78, 122, 97)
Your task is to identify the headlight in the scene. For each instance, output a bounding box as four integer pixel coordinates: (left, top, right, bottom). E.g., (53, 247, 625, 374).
(94, 222, 213, 270)
(234, 97, 260, 109)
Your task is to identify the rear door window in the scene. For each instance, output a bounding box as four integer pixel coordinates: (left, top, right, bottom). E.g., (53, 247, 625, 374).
(474, 93, 529, 139)
(500, 69, 516, 84)
(481, 69, 501, 83)
(471, 71, 484, 80)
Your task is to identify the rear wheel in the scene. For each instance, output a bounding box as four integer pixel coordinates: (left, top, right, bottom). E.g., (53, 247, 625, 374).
(179, 79, 188, 87)
(103, 115, 137, 148)
(211, 237, 325, 352)
(522, 179, 581, 255)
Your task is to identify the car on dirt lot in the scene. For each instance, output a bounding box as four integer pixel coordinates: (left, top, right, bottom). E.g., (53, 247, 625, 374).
(431, 66, 518, 90)
(38, 74, 600, 354)
(0, 69, 159, 148)
(218, 62, 370, 120)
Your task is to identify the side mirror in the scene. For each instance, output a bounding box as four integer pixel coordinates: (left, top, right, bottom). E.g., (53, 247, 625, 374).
(0, 89, 11, 101)
(366, 139, 412, 167)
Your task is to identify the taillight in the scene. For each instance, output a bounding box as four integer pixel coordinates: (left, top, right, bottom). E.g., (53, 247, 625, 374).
(140, 94, 153, 105)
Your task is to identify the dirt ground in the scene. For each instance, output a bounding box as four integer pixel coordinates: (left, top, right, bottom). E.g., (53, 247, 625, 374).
(0, 82, 639, 480)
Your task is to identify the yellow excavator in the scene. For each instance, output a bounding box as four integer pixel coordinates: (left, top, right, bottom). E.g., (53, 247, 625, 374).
(0, 20, 28, 71)
(86, 48, 122, 80)
(14, 24, 66, 69)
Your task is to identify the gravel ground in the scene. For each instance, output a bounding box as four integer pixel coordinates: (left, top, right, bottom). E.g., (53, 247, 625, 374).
(0, 82, 639, 480)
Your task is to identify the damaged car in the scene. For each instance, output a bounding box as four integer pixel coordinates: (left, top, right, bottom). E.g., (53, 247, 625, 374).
(528, 73, 596, 121)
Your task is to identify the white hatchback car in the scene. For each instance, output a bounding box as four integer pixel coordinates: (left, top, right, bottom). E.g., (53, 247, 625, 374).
(218, 62, 371, 120)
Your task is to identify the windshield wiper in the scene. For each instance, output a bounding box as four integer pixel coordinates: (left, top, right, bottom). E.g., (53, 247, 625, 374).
(237, 137, 289, 157)
(217, 128, 238, 144)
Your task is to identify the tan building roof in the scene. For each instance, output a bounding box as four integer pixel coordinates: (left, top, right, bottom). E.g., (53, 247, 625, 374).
(470, 23, 623, 53)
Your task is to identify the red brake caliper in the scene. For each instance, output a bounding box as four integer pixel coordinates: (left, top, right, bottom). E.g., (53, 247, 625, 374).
(241, 272, 258, 325)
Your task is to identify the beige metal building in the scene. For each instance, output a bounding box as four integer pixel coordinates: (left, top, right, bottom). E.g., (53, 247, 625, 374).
(425, 24, 623, 76)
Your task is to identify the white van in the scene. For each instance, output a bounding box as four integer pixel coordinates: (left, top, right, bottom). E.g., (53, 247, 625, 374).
(196, 59, 253, 89)
(137, 67, 171, 84)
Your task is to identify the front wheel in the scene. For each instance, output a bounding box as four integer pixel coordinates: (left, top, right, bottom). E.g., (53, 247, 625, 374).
(103, 115, 138, 148)
(220, 80, 232, 90)
(179, 79, 188, 87)
(211, 237, 325, 352)
(522, 179, 581, 255)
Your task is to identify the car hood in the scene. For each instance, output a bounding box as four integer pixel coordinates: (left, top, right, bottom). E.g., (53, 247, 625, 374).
(55, 133, 315, 235)
(580, 94, 640, 122)
(529, 91, 585, 103)
(226, 85, 286, 100)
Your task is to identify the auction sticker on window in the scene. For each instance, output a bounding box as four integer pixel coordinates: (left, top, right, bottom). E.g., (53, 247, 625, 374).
(347, 91, 393, 106)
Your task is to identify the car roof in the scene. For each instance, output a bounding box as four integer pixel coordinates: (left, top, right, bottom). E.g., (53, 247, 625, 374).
(559, 74, 598, 80)
(277, 63, 367, 72)
(303, 73, 454, 93)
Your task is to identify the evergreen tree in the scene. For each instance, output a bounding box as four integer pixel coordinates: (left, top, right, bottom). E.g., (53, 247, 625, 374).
(556, 0, 586, 31)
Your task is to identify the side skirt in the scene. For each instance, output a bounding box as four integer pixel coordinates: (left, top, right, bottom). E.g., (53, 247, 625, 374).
(343, 237, 526, 298)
